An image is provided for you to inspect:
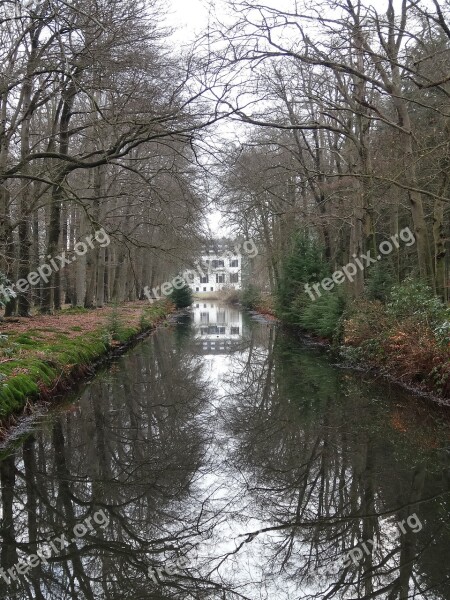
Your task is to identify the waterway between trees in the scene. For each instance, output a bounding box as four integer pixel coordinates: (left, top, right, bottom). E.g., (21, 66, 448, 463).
(0, 302, 448, 599)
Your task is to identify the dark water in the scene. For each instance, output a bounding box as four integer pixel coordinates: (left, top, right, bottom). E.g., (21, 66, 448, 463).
(0, 302, 448, 599)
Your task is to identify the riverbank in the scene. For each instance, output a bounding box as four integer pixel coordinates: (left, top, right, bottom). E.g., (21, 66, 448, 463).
(251, 293, 450, 405)
(0, 301, 173, 428)
(339, 298, 450, 405)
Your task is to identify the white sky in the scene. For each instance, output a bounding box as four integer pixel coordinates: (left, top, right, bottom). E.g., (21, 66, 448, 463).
(169, 0, 211, 42)
(168, 0, 228, 235)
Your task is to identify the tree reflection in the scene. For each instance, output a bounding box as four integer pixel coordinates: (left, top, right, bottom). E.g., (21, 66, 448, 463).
(0, 329, 232, 599)
(0, 319, 448, 600)
(221, 328, 450, 599)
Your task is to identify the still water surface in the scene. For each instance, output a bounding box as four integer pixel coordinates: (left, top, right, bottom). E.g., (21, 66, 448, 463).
(0, 302, 448, 599)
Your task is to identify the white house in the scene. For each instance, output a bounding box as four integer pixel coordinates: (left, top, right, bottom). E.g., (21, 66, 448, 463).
(189, 242, 242, 294)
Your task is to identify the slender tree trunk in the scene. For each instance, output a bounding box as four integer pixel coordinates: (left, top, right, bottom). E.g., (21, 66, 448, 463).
(433, 190, 447, 301)
(41, 78, 77, 313)
(392, 87, 434, 287)
(75, 209, 87, 307)
(85, 166, 104, 308)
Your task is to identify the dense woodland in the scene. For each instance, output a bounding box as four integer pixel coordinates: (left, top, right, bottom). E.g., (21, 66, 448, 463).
(213, 1, 450, 302)
(1, 0, 450, 319)
(0, 0, 215, 316)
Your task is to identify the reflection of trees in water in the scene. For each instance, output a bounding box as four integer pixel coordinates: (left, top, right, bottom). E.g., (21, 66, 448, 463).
(0, 323, 448, 600)
(221, 328, 450, 599)
(0, 330, 236, 599)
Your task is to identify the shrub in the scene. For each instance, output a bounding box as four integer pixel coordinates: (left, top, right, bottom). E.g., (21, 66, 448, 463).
(105, 304, 126, 341)
(381, 317, 447, 384)
(339, 281, 450, 396)
(220, 287, 240, 304)
(343, 299, 392, 346)
(258, 293, 275, 315)
(434, 320, 450, 347)
(0, 272, 15, 308)
(168, 284, 192, 309)
(365, 262, 395, 302)
(276, 232, 330, 322)
(387, 278, 449, 326)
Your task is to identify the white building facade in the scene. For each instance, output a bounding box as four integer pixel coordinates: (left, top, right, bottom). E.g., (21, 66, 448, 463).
(189, 243, 242, 294)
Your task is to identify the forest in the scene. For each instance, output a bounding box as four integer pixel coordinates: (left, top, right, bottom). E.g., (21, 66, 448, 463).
(0, 3, 449, 599)
(0, 0, 214, 316)
(1, 0, 450, 394)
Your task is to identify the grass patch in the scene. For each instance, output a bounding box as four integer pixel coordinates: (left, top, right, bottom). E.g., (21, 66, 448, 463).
(0, 301, 171, 420)
(13, 334, 40, 346)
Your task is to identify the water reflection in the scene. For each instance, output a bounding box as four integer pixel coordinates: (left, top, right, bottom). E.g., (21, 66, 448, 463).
(221, 333, 450, 598)
(0, 304, 448, 599)
(191, 302, 244, 354)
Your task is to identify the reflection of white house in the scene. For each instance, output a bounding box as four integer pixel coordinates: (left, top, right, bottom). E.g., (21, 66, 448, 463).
(192, 303, 243, 354)
(189, 242, 242, 294)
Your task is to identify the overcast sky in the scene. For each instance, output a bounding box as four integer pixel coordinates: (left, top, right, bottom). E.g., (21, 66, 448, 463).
(169, 0, 230, 236)
(169, 0, 210, 42)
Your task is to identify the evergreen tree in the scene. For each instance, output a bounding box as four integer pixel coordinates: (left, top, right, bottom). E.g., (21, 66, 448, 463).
(168, 284, 193, 309)
(276, 232, 330, 322)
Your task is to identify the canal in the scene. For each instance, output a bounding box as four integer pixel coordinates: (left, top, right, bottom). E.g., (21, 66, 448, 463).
(0, 302, 448, 599)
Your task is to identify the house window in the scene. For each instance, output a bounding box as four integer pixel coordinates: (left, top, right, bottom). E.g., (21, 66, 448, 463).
(210, 287, 214, 291)
(218, 327, 226, 334)
(203, 287, 206, 291)
(200, 275, 209, 284)
(196, 287, 199, 292)
(196, 304, 199, 308)
(212, 259, 224, 268)
(217, 311, 226, 323)
(216, 274, 225, 284)
(231, 326, 240, 335)
(230, 259, 238, 267)
(230, 273, 239, 283)
(200, 312, 209, 323)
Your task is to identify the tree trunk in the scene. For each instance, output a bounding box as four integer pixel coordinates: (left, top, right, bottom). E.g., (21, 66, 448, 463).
(392, 84, 434, 287)
(41, 78, 77, 313)
(433, 191, 447, 301)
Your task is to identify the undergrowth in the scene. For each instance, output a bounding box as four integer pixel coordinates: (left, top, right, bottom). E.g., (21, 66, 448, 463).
(342, 279, 450, 397)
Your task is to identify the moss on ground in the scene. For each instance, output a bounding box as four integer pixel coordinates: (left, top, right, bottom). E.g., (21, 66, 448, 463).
(0, 301, 172, 419)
